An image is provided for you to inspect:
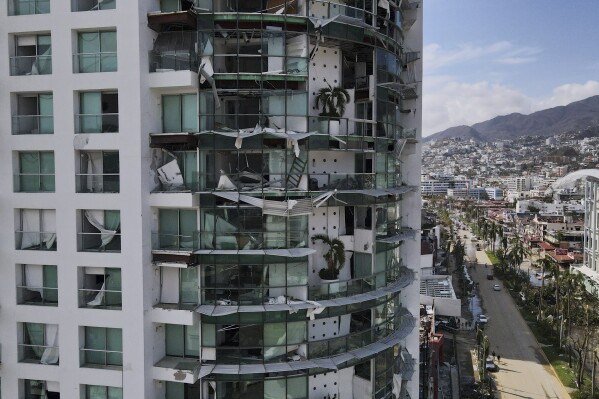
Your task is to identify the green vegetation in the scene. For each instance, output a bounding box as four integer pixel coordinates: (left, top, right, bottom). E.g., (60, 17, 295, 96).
(485, 251, 499, 265)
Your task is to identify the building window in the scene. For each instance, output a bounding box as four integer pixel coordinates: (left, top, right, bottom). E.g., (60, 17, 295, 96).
(10, 34, 51, 76)
(8, 0, 49, 15)
(12, 93, 53, 135)
(16, 209, 57, 251)
(165, 324, 199, 358)
(18, 323, 59, 365)
(160, 0, 194, 12)
(21, 379, 60, 399)
(162, 94, 197, 133)
(76, 91, 119, 133)
(79, 209, 121, 252)
(72, 0, 116, 11)
(84, 385, 123, 399)
(157, 209, 197, 250)
(75, 30, 117, 73)
(77, 151, 120, 193)
(16, 151, 55, 192)
(79, 267, 122, 309)
(17, 264, 58, 306)
(81, 327, 122, 368)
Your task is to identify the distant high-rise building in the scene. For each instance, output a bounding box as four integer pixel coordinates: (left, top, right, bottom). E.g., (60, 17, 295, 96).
(575, 176, 599, 296)
(0, 1, 423, 398)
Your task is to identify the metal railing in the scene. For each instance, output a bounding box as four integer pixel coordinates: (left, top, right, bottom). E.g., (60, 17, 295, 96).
(78, 288, 122, 309)
(16, 286, 58, 306)
(72, 0, 116, 11)
(76, 173, 120, 193)
(77, 232, 121, 252)
(18, 343, 59, 364)
(14, 173, 55, 192)
(15, 231, 57, 251)
(80, 348, 122, 367)
(73, 52, 117, 73)
(10, 55, 52, 76)
(75, 113, 119, 133)
(12, 115, 54, 135)
(149, 51, 197, 73)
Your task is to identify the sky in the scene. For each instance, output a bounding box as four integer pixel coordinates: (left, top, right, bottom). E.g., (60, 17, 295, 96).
(423, 0, 599, 137)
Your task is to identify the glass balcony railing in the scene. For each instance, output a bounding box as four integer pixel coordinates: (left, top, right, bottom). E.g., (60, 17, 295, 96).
(78, 232, 121, 252)
(10, 55, 52, 76)
(75, 113, 119, 133)
(15, 231, 57, 251)
(16, 286, 58, 306)
(76, 173, 120, 193)
(18, 344, 59, 364)
(14, 173, 55, 192)
(80, 348, 122, 368)
(149, 51, 197, 73)
(8, 0, 50, 15)
(78, 288, 122, 309)
(152, 232, 198, 252)
(12, 115, 53, 134)
(72, 0, 116, 12)
(73, 52, 117, 73)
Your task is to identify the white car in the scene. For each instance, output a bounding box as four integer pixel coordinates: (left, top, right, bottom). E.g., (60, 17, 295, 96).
(478, 314, 488, 324)
(493, 284, 501, 291)
(485, 356, 498, 371)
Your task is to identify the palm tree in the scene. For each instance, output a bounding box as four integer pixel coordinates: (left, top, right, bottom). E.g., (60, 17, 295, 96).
(538, 257, 552, 320)
(315, 84, 350, 118)
(312, 234, 346, 280)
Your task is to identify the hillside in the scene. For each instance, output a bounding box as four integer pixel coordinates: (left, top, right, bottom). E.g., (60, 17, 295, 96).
(424, 95, 599, 142)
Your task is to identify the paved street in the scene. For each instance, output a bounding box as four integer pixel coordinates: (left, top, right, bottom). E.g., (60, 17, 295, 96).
(469, 244, 571, 398)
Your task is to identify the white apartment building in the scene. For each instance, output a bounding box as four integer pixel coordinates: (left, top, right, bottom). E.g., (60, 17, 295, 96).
(506, 177, 531, 192)
(573, 176, 599, 296)
(0, 1, 423, 398)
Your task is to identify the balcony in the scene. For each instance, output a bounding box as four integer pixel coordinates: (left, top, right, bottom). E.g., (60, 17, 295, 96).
(153, 356, 203, 384)
(12, 115, 53, 135)
(14, 173, 55, 193)
(18, 343, 59, 365)
(73, 52, 117, 73)
(72, 0, 116, 11)
(17, 285, 58, 306)
(10, 55, 52, 76)
(149, 31, 197, 72)
(76, 173, 119, 193)
(75, 113, 119, 133)
(16, 231, 57, 251)
(79, 288, 122, 310)
(8, 0, 50, 15)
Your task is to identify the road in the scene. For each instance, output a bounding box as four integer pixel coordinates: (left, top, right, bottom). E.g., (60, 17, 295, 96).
(457, 226, 571, 399)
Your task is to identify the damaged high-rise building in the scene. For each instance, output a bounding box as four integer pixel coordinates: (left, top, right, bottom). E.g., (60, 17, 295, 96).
(0, 0, 422, 397)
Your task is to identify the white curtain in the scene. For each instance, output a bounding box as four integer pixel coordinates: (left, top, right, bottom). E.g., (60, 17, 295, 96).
(40, 324, 59, 365)
(87, 282, 105, 307)
(83, 152, 103, 192)
(41, 209, 56, 249)
(24, 264, 43, 294)
(20, 209, 40, 249)
(85, 210, 119, 247)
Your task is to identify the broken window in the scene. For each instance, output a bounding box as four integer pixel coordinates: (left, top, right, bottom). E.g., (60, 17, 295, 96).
(11, 34, 51, 75)
(12, 92, 53, 135)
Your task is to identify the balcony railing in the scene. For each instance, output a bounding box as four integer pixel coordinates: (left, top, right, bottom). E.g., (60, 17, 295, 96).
(12, 115, 53, 134)
(10, 55, 52, 76)
(14, 173, 55, 193)
(76, 173, 120, 193)
(78, 288, 122, 309)
(8, 0, 49, 15)
(149, 51, 197, 73)
(18, 344, 59, 364)
(78, 232, 121, 252)
(80, 348, 122, 368)
(16, 286, 58, 306)
(15, 231, 57, 251)
(75, 113, 119, 133)
(72, 0, 116, 11)
(73, 52, 117, 73)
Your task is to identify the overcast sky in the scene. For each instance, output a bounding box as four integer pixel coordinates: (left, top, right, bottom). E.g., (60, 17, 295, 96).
(423, 0, 599, 136)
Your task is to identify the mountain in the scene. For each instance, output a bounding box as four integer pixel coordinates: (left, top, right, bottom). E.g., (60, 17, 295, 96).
(424, 95, 599, 142)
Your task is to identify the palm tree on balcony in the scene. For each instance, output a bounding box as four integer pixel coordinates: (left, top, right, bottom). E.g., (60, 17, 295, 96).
(312, 234, 346, 280)
(315, 84, 350, 136)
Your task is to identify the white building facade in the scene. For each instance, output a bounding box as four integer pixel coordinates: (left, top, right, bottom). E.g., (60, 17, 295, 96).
(574, 177, 599, 296)
(0, 1, 423, 398)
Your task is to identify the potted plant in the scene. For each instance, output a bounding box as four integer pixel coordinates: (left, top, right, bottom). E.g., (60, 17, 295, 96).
(315, 84, 350, 136)
(312, 234, 346, 294)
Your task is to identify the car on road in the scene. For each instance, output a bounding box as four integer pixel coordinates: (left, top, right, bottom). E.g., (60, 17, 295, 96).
(493, 284, 501, 291)
(478, 314, 488, 324)
(485, 356, 498, 372)
(486, 273, 493, 280)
